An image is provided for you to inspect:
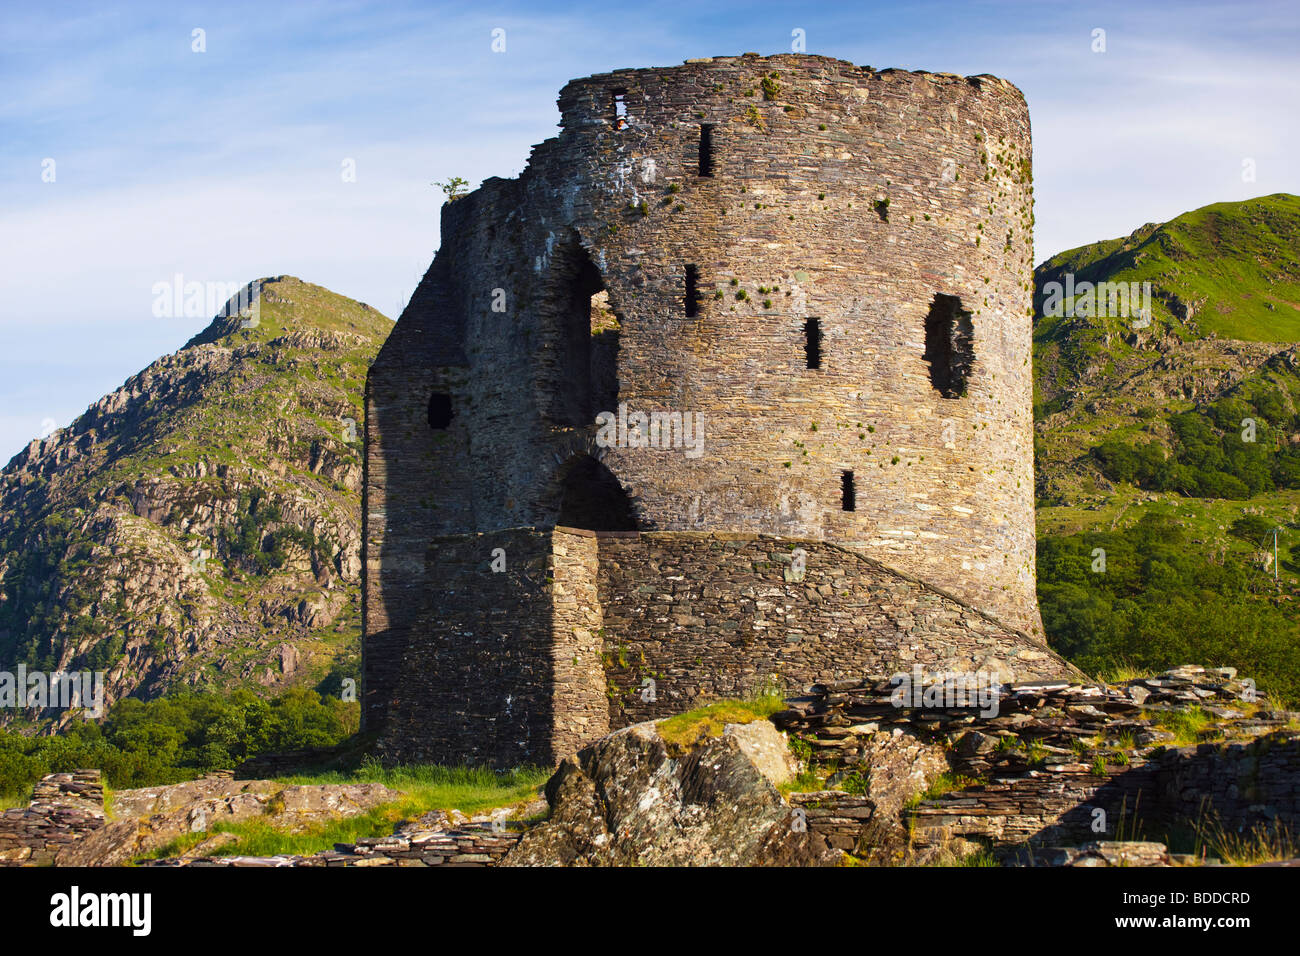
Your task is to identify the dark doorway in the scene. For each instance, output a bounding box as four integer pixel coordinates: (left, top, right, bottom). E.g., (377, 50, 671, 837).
(557, 456, 638, 531)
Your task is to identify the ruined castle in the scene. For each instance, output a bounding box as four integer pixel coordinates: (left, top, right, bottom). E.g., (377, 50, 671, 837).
(363, 54, 1071, 768)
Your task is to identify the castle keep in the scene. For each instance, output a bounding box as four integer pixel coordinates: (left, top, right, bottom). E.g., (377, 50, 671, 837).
(364, 54, 1071, 767)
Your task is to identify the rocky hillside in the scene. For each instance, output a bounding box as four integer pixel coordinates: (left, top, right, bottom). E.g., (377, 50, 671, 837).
(1034, 193, 1300, 505)
(1031, 195, 1300, 697)
(0, 277, 392, 723)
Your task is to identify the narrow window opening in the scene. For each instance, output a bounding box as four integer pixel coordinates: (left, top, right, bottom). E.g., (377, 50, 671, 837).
(804, 318, 822, 370)
(841, 470, 856, 512)
(923, 293, 975, 399)
(612, 89, 628, 130)
(589, 289, 621, 414)
(684, 264, 700, 318)
(698, 124, 716, 177)
(428, 393, 453, 430)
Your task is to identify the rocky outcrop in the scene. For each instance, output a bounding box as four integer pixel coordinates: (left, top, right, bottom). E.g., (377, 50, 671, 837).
(503, 718, 819, 867)
(53, 773, 399, 866)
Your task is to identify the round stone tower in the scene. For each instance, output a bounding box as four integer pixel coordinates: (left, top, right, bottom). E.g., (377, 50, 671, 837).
(364, 55, 1054, 762)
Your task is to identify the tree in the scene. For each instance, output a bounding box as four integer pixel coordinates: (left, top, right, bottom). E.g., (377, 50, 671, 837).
(434, 177, 470, 202)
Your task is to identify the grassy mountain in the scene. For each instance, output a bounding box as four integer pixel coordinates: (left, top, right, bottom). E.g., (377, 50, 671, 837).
(0, 277, 392, 725)
(1032, 194, 1300, 702)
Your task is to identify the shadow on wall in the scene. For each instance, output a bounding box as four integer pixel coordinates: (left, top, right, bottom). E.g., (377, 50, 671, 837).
(363, 208, 640, 763)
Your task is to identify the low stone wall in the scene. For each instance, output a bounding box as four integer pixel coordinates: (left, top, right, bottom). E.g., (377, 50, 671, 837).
(148, 812, 526, 868)
(774, 667, 1300, 862)
(0, 771, 105, 866)
(364, 527, 1076, 767)
(599, 532, 1074, 726)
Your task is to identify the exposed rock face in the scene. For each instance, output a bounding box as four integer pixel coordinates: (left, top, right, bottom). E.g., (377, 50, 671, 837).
(0, 277, 391, 717)
(53, 774, 399, 866)
(503, 719, 821, 867)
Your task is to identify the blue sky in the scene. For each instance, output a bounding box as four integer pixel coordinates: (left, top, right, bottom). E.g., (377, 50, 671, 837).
(1, 0, 1297, 462)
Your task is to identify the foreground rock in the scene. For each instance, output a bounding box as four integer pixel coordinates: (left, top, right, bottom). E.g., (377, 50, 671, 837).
(52, 774, 399, 866)
(503, 718, 820, 867)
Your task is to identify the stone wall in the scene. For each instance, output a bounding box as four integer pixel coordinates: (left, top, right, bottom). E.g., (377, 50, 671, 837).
(597, 531, 1070, 726)
(370, 528, 609, 767)
(0, 770, 105, 866)
(367, 527, 1075, 767)
(775, 670, 1300, 862)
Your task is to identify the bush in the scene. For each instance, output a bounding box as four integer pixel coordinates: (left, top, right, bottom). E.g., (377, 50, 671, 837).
(0, 687, 359, 800)
(1038, 513, 1300, 704)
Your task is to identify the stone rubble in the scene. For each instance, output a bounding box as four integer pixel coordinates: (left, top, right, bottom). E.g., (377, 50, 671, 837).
(772, 665, 1300, 865)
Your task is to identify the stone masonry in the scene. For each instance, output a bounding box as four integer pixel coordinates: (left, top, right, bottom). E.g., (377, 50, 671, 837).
(364, 54, 1057, 767)
(0, 770, 105, 866)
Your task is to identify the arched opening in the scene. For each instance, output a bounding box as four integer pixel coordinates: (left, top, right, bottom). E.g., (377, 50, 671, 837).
(923, 293, 974, 399)
(542, 233, 619, 427)
(556, 456, 638, 531)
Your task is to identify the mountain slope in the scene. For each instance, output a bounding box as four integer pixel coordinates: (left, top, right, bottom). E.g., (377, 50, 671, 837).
(1032, 194, 1300, 701)
(0, 276, 391, 723)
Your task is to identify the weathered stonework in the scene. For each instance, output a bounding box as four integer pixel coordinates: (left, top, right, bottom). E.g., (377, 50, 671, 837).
(0, 771, 105, 866)
(365, 54, 1055, 766)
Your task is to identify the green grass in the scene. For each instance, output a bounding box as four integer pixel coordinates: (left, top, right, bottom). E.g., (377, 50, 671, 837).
(1036, 193, 1300, 345)
(655, 689, 786, 752)
(136, 762, 548, 862)
(906, 772, 981, 809)
(1195, 818, 1300, 866)
(952, 846, 999, 867)
(1152, 707, 1221, 746)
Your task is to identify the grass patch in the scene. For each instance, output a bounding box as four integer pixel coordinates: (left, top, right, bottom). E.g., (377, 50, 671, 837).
(906, 772, 981, 811)
(1152, 707, 1220, 746)
(656, 690, 786, 753)
(1196, 818, 1300, 865)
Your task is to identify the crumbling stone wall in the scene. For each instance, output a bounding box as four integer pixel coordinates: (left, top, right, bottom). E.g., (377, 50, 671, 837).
(364, 53, 1047, 763)
(0, 771, 105, 866)
(777, 672, 1300, 862)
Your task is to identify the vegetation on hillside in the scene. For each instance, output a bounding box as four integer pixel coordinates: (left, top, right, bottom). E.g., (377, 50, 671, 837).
(0, 687, 357, 800)
(1034, 194, 1300, 702)
(0, 277, 390, 707)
